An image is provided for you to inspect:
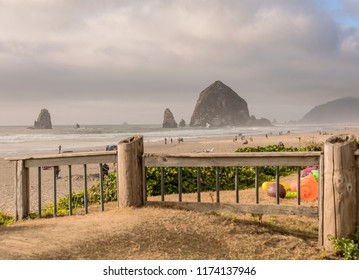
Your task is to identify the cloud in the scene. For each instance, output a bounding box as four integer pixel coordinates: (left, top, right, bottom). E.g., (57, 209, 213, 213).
(0, 0, 358, 124)
(343, 0, 359, 16)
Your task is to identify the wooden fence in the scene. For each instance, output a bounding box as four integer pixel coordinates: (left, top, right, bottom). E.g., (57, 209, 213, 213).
(143, 152, 322, 215)
(5, 134, 359, 250)
(8, 150, 117, 220)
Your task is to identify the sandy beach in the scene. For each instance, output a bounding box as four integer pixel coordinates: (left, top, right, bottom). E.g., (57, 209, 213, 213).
(1, 126, 358, 215)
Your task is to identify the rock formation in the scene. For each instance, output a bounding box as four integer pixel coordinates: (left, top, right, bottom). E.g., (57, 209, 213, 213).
(299, 97, 359, 124)
(33, 109, 52, 129)
(247, 115, 272, 127)
(178, 119, 186, 127)
(190, 81, 250, 127)
(162, 108, 178, 128)
(190, 80, 271, 127)
(190, 81, 251, 127)
(189, 81, 272, 127)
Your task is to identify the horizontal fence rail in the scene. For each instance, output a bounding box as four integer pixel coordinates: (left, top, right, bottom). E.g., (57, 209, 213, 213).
(147, 201, 319, 217)
(144, 152, 321, 167)
(143, 152, 323, 218)
(9, 151, 117, 168)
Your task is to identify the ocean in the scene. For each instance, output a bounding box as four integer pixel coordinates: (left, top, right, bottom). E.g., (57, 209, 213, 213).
(0, 123, 354, 157)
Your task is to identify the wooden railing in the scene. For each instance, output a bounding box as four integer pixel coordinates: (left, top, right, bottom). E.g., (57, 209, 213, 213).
(143, 152, 322, 218)
(7, 151, 117, 220)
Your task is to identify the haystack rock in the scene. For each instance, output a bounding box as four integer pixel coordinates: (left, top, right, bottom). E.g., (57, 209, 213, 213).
(190, 81, 271, 127)
(178, 119, 186, 127)
(190, 81, 251, 127)
(33, 109, 52, 129)
(162, 108, 178, 128)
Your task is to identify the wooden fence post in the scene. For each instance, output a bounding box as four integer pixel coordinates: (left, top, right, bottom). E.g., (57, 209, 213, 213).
(117, 135, 144, 207)
(323, 135, 358, 250)
(15, 160, 30, 220)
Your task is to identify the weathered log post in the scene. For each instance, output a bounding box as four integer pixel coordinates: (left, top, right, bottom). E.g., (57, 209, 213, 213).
(323, 135, 358, 250)
(117, 135, 144, 207)
(15, 160, 30, 220)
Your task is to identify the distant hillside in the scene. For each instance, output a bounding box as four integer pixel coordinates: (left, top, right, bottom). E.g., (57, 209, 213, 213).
(299, 97, 359, 124)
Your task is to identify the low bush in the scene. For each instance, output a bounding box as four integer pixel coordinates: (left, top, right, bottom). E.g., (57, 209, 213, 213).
(0, 212, 14, 226)
(329, 227, 359, 260)
(29, 171, 118, 218)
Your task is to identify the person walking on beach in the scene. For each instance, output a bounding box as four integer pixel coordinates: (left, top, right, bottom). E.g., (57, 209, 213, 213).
(58, 145, 62, 154)
(164, 138, 167, 144)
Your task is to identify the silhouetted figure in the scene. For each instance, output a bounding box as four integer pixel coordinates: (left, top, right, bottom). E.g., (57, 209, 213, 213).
(54, 166, 60, 179)
(102, 163, 109, 180)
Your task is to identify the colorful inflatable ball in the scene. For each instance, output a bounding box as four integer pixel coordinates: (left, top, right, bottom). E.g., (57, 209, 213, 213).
(262, 181, 291, 191)
(301, 166, 318, 177)
(266, 183, 286, 198)
(290, 173, 318, 201)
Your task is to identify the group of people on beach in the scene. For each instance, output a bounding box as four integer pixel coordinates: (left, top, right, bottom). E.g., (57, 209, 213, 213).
(233, 134, 254, 144)
(164, 137, 184, 144)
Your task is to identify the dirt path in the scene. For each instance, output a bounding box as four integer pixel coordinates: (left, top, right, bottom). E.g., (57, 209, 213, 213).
(0, 204, 323, 260)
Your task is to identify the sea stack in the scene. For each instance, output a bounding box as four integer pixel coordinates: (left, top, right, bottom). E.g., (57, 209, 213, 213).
(162, 108, 178, 128)
(33, 109, 52, 129)
(190, 80, 250, 127)
(178, 119, 186, 127)
(190, 80, 271, 127)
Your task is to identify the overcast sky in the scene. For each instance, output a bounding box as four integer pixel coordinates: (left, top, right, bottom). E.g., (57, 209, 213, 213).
(0, 0, 358, 125)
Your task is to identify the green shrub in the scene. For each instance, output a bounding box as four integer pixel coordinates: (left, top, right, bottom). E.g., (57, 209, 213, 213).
(0, 212, 15, 226)
(329, 227, 359, 260)
(235, 144, 322, 153)
(28, 171, 118, 218)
